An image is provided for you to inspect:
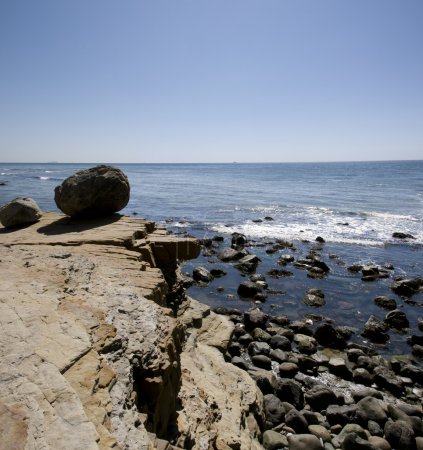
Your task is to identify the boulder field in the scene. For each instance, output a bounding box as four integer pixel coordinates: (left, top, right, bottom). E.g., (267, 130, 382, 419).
(0, 213, 263, 450)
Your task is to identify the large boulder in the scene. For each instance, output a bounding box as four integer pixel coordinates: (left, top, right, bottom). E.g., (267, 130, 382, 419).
(54, 165, 130, 217)
(0, 197, 42, 228)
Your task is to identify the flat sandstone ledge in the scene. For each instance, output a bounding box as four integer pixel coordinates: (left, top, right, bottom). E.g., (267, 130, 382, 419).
(0, 213, 263, 450)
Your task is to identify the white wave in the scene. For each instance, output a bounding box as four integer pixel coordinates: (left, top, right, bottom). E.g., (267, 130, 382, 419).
(39, 176, 50, 180)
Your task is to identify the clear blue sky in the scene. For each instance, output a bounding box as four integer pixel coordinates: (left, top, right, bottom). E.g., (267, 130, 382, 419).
(0, 0, 422, 163)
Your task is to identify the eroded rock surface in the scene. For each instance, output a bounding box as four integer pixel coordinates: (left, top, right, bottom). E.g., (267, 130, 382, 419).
(0, 213, 262, 450)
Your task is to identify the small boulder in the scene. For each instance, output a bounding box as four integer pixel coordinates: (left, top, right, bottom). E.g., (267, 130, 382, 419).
(287, 434, 324, 450)
(362, 315, 389, 344)
(384, 420, 415, 450)
(192, 266, 214, 283)
(391, 278, 423, 297)
(0, 197, 42, 228)
(303, 289, 326, 307)
(237, 281, 262, 298)
(244, 308, 268, 330)
(384, 309, 410, 330)
(262, 430, 288, 450)
(54, 165, 130, 217)
(374, 296, 397, 311)
(393, 232, 415, 239)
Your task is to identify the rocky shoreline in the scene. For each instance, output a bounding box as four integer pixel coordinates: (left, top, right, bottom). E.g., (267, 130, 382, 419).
(0, 213, 262, 450)
(0, 214, 422, 449)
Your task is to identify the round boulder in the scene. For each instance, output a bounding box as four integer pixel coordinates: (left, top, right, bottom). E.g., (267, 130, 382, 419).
(0, 197, 42, 228)
(54, 165, 130, 217)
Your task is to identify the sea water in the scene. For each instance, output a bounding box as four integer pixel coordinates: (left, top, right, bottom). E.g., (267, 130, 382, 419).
(1, 161, 422, 358)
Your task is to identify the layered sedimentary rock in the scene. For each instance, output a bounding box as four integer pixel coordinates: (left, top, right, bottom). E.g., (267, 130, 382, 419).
(0, 213, 262, 450)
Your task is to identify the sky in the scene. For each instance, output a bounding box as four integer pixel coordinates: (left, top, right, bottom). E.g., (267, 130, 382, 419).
(0, 0, 422, 163)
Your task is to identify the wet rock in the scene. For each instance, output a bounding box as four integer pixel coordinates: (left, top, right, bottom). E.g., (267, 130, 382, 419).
(294, 334, 318, 355)
(305, 385, 337, 411)
(368, 436, 391, 450)
(270, 315, 290, 326)
(249, 370, 275, 395)
(227, 342, 242, 357)
(290, 321, 313, 336)
(270, 349, 288, 363)
(303, 289, 326, 307)
(263, 394, 286, 428)
(275, 379, 304, 410)
(313, 260, 330, 272)
(244, 308, 268, 330)
(314, 323, 348, 349)
(252, 355, 272, 370)
(308, 424, 331, 442)
(357, 396, 388, 424)
(237, 281, 262, 298)
(373, 367, 404, 396)
(418, 319, 423, 332)
(332, 423, 368, 448)
(234, 254, 261, 273)
(391, 278, 423, 297)
(54, 165, 130, 216)
(384, 309, 410, 329)
(252, 328, 272, 342)
(315, 236, 325, 243)
(400, 364, 423, 384)
(264, 216, 274, 221)
(231, 232, 247, 247)
(368, 420, 384, 437)
(248, 341, 271, 356)
(285, 408, 309, 433)
(287, 433, 324, 450)
(238, 333, 254, 346)
(270, 334, 292, 351)
(0, 197, 42, 228)
(280, 254, 295, 263)
(279, 362, 299, 378)
(384, 420, 415, 450)
(263, 430, 288, 450)
(348, 264, 363, 273)
(362, 315, 389, 343)
(231, 356, 251, 371)
(412, 344, 423, 358)
(393, 232, 415, 239)
(362, 265, 380, 277)
(328, 357, 352, 380)
(374, 296, 397, 310)
(218, 247, 246, 262)
(192, 266, 214, 283)
(326, 405, 366, 427)
(210, 268, 227, 278)
(352, 368, 373, 386)
(212, 235, 224, 242)
(341, 433, 378, 450)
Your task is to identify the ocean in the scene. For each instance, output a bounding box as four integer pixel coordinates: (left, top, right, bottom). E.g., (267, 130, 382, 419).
(1, 161, 422, 358)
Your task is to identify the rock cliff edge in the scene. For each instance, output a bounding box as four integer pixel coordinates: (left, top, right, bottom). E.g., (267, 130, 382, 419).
(0, 213, 262, 450)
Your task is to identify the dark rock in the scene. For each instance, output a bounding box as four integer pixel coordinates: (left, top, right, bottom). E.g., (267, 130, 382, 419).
(231, 356, 251, 371)
(248, 341, 271, 357)
(264, 216, 274, 221)
(356, 355, 378, 372)
(352, 368, 373, 386)
(252, 328, 272, 342)
(290, 321, 313, 336)
(348, 264, 363, 273)
(412, 344, 423, 358)
(393, 232, 415, 239)
(262, 430, 288, 450)
(384, 420, 415, 450)
(252, 219, 263, 223)
(212, 235, 224, 242)
(285, 408, 309, 433)
(269, 315, 290, 327)
(269, 335, 292, 351)
(368, 420, 383, 436)
(313, 260, 330, 272)
(303, 289, 326, 308)
(362, 315, 389, 344)
(287, 434, 324, 450)
(391, 278, 423, 297)
(267, 268, 293, 278)
(250, 371, 275, 395)
(231, 232, 247, 247)
(408, 335, 423, 346)
(279, 362, 299, 378)
(270, 349, 288, 363)
(357, 396, 388, 424)
(279, 254, 295, 263)
(218, 247, 245, 261)
(295, 334, 318, 355)
(384, 309, 410, 329)
(210, 268, 227, 278)
(214, 307, 241, 317)
(54, 165, 130, 217)
(305, 385, 337, 411)
(227, 342, 242, 357)
(275, 379, 304, 410)
(326, 404, 366, 427)
(315, 236, 325, 243)
(244, 308, 268, 330)
(362, 265, 380, 276)
(328, 357, 352, 380)
(234, 254, 261, 273)
(373, 367, 405, 396)
(374, 296, 397, 310)
(238, 333, 254, 346)
(252, 355, 272, 370)
(192, 266, 214, 283)
(237, 281, 262, 298)
(314, 323, 347, 349)
(250, 273, 266, 282)
(263, 394, 286, 428)
(0, 197, 42, 228)
(341, 433, 378, 450)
